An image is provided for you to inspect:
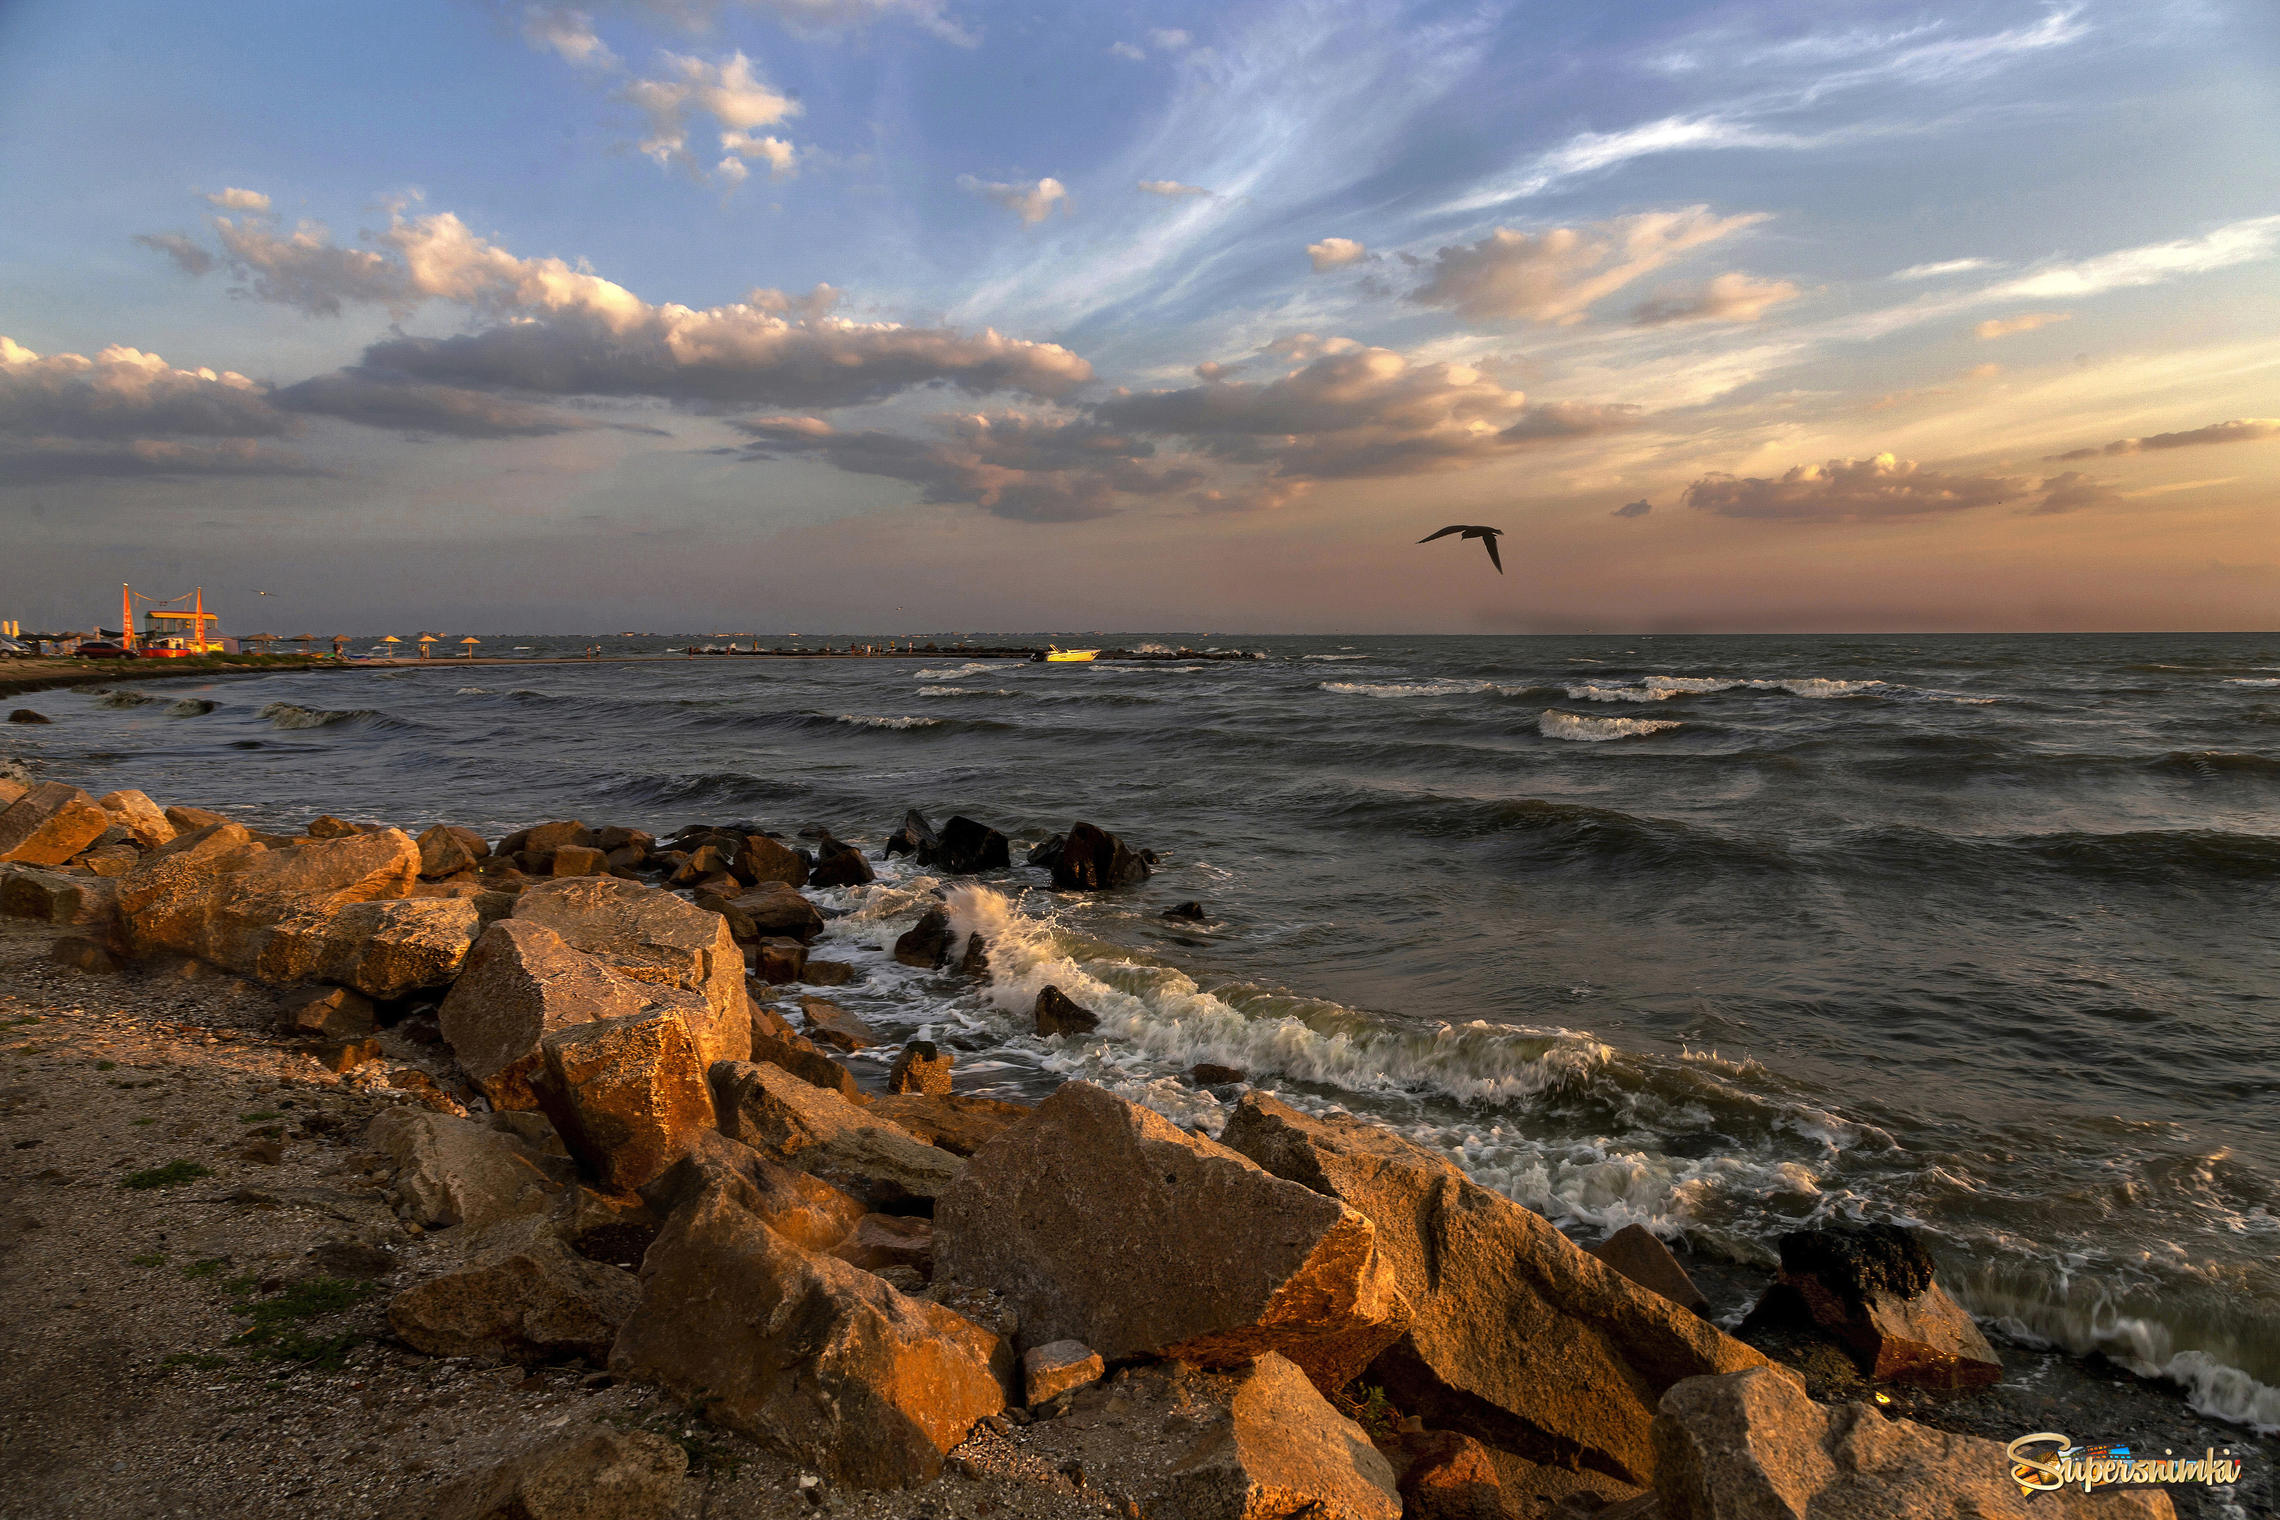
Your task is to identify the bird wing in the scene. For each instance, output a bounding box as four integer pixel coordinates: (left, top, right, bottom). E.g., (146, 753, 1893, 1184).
(1482, 534, 1504, 573)
(1416, 526, 1466, 544)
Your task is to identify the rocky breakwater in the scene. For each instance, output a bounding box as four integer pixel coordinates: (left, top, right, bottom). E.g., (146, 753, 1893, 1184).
(0, 777, 2188, 1518)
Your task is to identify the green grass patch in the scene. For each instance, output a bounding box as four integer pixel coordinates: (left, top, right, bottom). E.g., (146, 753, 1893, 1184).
(121, 1159, 210, 1190)
(130, 1250, 169, 1267)
(228, 1275, 378, 1370)
(182, 1258, 228, 1279)
(95, 1060, 116, 1071)
(0, 1017, 41, 1029)
(131, 1117, 156, 1127)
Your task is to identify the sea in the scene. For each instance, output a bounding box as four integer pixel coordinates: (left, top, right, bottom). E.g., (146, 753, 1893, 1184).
(14, 631, 2280, 1432)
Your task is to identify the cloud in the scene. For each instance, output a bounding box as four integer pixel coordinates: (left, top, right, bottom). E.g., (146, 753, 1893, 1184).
(203, 187, 272, 212)
(1893, 257, 1995, 281)
(1682, 452, 2028, 521)
(2028, 471, 2120, 514)
(1613, 498, 1653, 518)
(1095, 340, 1634, 482)
(208, 213, 417, 316)
(133, 232, 214, 277)
(1148, 27, 1192, 51)
(1108, 41, 1146, 61)
(1409, 208, 1762, 324)
(1435, 115, 1822, 215)
(1973, 310, 2068, 340)
(271, 371, 659, 439)
(1138, 179, 1211, 198)
(726, 0, 973, 46)
(522, 5, 617, 67)
(0, 437, 321, 485)
(1630, 272, 1799, 326)
(1990, 215, 2280, 301)
(1307, 237, 1367, 271)
(734, 411, 1197, 521)
(2047, 417, 2280, 461)
(622, 51, 800, 183)
(959, 175, 1067, 225)
(0, 335, 285, 440)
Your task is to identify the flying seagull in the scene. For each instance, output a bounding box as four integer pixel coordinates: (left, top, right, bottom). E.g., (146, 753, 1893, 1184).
(1417, 524, 1505, 573)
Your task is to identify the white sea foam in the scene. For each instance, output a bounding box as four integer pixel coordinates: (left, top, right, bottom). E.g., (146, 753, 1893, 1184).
(2226, 677, 2280, 687)
(1540, 709, 1681, 741)
(1321, 678, 1490, 698)
(915, 663, 994, 680)
(836, 714, 939, 729)
(1560, 675, 1887, 703)
(454, 686, 490, 695)
(1302, 653, 1372, 661)
(917, 686, 1011, 697)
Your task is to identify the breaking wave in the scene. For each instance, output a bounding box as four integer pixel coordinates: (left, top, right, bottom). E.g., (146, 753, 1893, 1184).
(164, 698, 215, 717)
(835, 714, 941, 730)
(258, 701, 380, 730)
(1539, 709, 1682, 742)
(1321, 678, 1492, 699)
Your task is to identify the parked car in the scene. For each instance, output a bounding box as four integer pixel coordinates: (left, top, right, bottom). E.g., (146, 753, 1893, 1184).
(73, 641, 138, 659)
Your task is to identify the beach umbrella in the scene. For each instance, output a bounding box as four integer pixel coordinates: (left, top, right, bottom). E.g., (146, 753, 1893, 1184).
(330, 635, 350, 655)
(416, 634, 439, 659)
(292, 634, 318, 656)
(459, 636, 480, 658)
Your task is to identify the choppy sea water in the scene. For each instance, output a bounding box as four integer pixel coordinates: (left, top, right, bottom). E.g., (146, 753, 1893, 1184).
(15, 632, 2280, 1431)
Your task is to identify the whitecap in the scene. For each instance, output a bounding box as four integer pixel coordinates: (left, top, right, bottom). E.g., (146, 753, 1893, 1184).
(455, 686, 490, 695)
(917, 686, 1012, 697)
(915, 663, 994, 680)
(836, 714, 940, 729)
(1539, 709, 1681, 742)
(1302, 653, 1372, 661)
(1321, 678, 1491, 699)
(2226, 677, 2280, 687)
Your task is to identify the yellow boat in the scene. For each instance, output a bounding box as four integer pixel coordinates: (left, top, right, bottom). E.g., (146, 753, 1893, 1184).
(1043, 646, 1100, 662)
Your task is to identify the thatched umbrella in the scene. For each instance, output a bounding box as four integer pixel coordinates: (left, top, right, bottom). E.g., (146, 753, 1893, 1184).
(378, 635, 403, 660)
(330, 635, 350, 655)
(459, 636, 480, 659)
(292, 634, 319, 656)
(416, 634, 440, 660)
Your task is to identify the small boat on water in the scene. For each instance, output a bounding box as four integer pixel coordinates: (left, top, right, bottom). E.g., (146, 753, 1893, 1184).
(1041, 646, 1100, 662)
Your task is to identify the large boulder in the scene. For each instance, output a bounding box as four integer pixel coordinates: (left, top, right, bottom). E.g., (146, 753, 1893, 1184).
(864, 1093, 1031, 1157)
(0, 864, 121, 946)
(808, 838, 874, 888)
(1033, 985, 1098, 1036)
(725, 881, 824, 944)
(1019, 1354, 1401, 1520)
(798, 995, 876, 1051)
(1752, 1223, 2001, 1390)
(733, 833, 807, 888)
(932, 815, 1010, 874)
(416, 824, 491, 880)
(511, 876, 749, 1070)
(438, 919, 672, 1110)
(425, 1425, 686, 1520)
(257, 896, 481, 999)
(636, 1130, 865, 1252)
(882, 808, 938, 860)
(935, 1082, 1409, 1394)
(710, 1059, 961, 1209)
(0, 782, 112, 866)
(95, 789, 175, 849)
(531, 1010, 718, 1192)
(608, 1187, 1007, 1487)
(389, 1215, 639, 1363)
(368, 1108, 559, 1231)
(1050, 821, 1150, 890)
(1592, 1223, 1711, 1317)
(115, 824, 420, 973)
(1645, 1366, 2176, 1519)
(887, 1040, 952, 1096)
(1220, 1093, 1770, 1487)
(893, 904, 952, 968)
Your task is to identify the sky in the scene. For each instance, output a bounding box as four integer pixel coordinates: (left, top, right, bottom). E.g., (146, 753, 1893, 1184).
(2, 0, 2277, 635)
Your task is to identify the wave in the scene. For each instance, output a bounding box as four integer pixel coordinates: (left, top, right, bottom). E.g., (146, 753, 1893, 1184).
(95, 690, 154, 708)
(258, 701, 383, 730)
(1302, 653, 1372, 661)
(1540, 709, 1682, 742)
(918, 686, 1014, 698)
(836, 714, 941, 730)
(1560, 675, 1892, 704)
(455, 686, 490, 695)
(1321, 679, 1492, 699)
(915, 663, 996, 680)
(2228, 677, 2280, 688)
(164, 698, 215, 717)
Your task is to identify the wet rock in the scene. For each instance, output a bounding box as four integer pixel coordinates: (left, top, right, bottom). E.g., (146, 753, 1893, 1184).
(809, 838, 875, 887)
(734, 833, 808, 888)
(933, 815, 1011, 874)
(710, 1059, 961, 1209)
(369, 1107, 558, 1231)
(1752, 1223, 2001, 1389)
(1024, 834, 1065, 870)
(1021, 1340, 1104, 1406)
(1164, 900, 1210, 921)
(1647, 1365, 2175, 1519)
(596, 825, 653, 855)
(893, 905, 952, 968)
(1033, 985, 1098, 1037)
(0, 782, 113, 867)
(751, 938, 807, 985)
(531, 1010, 718, 1192)
(957, 930, 990, 979)
(511, 820, 597, 856)
(389, 1215, 639, 1363)
(1024, 1355, 1400, 1520)
(727, 881, 824, 944)
(416, 823, 490, 879)
(887, 1040, 953, 1096)
(256, 896, 482, 1000)
(669, 843, 731, 885)
(935, 1082, 1409, 1393)
(1050, 821, 1151, 891)
(438, 919, 670, 1110)
(801, 958, 856, 986)
(116, 825, 421, 974)
(96, 789, 175, 849)
(800, 995, 877, 1052)
(425, 1424, 686, 1520)
(831, 1212, 935, 1275)
(512, 875, 750, 1070)
(883, 808, 939, 860)
(747, 1014, 863, 1099)
(5, 709, 50, 724)
(283, 985, 377, 1041)
(1591, 1223, 1711, 1317)
(1220, 1093, 1771, 1487)
(1191, 1063, 1246, 1086)
(865, 1093, 1031, 1157)
(636, 1130, 865, 1252)
(608, 1186, 1007, 1488)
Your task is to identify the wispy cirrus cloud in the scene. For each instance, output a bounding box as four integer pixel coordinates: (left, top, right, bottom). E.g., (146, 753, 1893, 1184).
(1974, 310, 2069, 339)
(1682, 451, 2103, 522)
(2047, 417, 2280, 461)
(959, 175, 1068, 225)
(1408, 208, 1763, 324)
(1631, 272, 1799, 326)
